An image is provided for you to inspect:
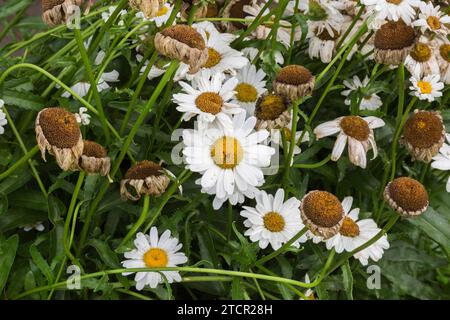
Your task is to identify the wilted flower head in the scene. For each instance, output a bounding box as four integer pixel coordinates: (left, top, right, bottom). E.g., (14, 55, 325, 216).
(35, 107, 83, 171)
(384, 177, 429, 217)
(273, 65, 315, 101)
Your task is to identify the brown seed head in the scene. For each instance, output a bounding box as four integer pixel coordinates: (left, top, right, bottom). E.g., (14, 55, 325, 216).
(387, 177, 428, 213)
(229, 0, 251, 29)
(340, 116, 370, 141)
(255, 94, 288, 121)
(38, 108, 81, 148)
(276, 65, 313, 86)
(302, 191, 344, 228)
(161, 25, 206, 50)
(125, 160, 163, 180)
(374, 20, 415, 50)
(403, 111, 444, 149)
(82, 140, 107, 158)
(41, 0, 65, 12)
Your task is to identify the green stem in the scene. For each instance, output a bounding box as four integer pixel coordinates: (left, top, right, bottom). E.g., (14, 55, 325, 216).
(13, 266, 321, 299)
(0, 6, 29, 44)
(256, 227, 307, 265)
(282, 98, 300, 185)
(292, 154, 332, 168)
(63, 171, 86, 264)
(74, 28, 110, 144)
(0, 145, 39, 181)
(119, 195, 151, 248)
(390, 97, 417, 181)
(335, 5, 365, 51)
(1, 107, 47, 197)
(287, 0, 300, 64)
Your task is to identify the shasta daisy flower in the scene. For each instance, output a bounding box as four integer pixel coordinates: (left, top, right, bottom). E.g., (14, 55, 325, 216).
(122, 227, 188, 290)
(193, 21, 236, 44)
(231, 64, 267, 116)
(409, 73, 444, 102)
(325, 196, 390, 266)
(240, 189, 307, 250)
(61, 70, 119, 98)
(412, 2, 450, 35)
(172, 70, 242, 124)
(431, 134, 450, 192)
(182, 112, 275, 210)
(136, 3, 178, 27)
(361, 0, 420, 25)
(313, 116, 385, 168)
(341, 75, 382, 111)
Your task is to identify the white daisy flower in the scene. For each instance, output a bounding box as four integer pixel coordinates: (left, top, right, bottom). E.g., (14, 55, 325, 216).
(341, 75, 382, 111)
(182, 112, 275, 210)
(193, 21, 236, 44)
(361, 0, 420, 25)
(435, 39, 450, 84)
(409, 73, 444, 102)
(313, 116, 385, 168)
(305, 0, 345, 39)
(412, 2, 450, 35)
(231, 64, 267, 116)
(102, 6, 127, 26)
(172, 70, 243, 124)
(22, 222, 45, 232)
(404, 37, 440, 78)
(0, 99, 7, 135)
(136, 3, 179, 27)
(75, 107, 91, 126)
(431, 134, 450, 192)
(240, 188, 307, 250)
(325, 196, 390, 266)
(121, 227, 188, 290)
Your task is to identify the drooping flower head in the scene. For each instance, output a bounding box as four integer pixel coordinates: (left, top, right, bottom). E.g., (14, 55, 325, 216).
(384, 177, 429, 217)
(273, 65, 315, 101)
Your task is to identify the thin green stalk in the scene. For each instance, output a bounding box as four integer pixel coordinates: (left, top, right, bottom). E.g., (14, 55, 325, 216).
(396, 64, 405, 124)
(1, 107, 47, 197)
(390, 97, 417, 181)
(0, 145, 39, 181)
(78, 62, 180, 254)
(0, 6, 29, 44)
(292, 154, 332, 168)
(256, 227, 307, 265)
(287, 0, 300, 64)
(74, 27, 110, 144)
(119, 195, 151, 248)
(227, 202, 233, 241)
(282, 98, 300, 185)
(63, 171, 86, 264)
(256, 264, 307, 299)
(13, 266, 321, 299)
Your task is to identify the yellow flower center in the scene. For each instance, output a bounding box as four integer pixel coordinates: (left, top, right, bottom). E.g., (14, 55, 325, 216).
(282, 127, 292, 142)
(235, 83, 258, 103)
(263, 212, 285, 232)
(386, 0, 402, 4)
(439, 44, 450, 62)
(340, 116, 370, 141)
(203, 47, 222, 68)
(195, 92, 223, 114)
(156, 6, 169, 16)
(410, 43, 431, 62)
(143, 248, 168, 268)
(339, 217, 360, 237)
(426, 16, 441, 30)
(417, 81, 432, 94)
(211, 136, 244, 169)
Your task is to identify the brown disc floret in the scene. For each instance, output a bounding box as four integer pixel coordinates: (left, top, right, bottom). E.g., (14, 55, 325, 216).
(374, 20, 415, 65)
(273, 65, 315, 101)
(384, 177, 429, 217)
